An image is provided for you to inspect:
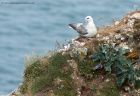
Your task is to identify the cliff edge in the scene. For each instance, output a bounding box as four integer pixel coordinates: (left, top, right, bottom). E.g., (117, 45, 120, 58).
(11, 10, 140, 96)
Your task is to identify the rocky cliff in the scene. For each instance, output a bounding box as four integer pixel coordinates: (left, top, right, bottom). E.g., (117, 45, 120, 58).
(10, 10, 140, 96)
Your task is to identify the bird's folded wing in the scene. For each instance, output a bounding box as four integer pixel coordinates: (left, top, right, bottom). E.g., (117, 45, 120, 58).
(69, 23, 88, 35)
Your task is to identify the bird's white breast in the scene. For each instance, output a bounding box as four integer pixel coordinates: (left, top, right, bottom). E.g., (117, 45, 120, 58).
(84, 22, 97, 37)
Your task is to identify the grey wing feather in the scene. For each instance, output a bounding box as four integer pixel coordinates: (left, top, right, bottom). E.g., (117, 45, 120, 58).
(69, 23, 88, 35)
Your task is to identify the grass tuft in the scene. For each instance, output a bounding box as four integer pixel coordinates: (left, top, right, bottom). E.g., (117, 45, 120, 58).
(20, 53, 76, 95)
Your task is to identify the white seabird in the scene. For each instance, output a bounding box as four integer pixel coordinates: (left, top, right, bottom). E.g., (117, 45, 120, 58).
(69, 16, 97, 37)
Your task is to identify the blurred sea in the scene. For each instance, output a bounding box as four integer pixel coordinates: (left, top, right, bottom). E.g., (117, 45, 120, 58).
(0, 0, 140, 95)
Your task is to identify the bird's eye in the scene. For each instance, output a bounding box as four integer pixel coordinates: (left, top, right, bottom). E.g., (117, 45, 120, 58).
(87, 18, 89, 19)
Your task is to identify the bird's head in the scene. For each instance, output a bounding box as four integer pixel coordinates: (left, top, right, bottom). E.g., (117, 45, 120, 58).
(85, 16, 93, 23)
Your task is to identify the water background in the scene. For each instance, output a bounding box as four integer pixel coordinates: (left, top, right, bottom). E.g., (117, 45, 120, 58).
(0, 0, 140, 95)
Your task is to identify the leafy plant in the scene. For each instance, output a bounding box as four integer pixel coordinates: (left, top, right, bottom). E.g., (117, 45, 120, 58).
(92, 44, 137, 87)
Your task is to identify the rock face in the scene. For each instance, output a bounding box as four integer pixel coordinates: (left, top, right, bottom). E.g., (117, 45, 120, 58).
(10, 10, 140, 96)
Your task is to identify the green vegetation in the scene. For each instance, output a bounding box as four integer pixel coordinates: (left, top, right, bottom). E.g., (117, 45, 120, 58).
(20, 53, 76, 96)
(92, 44, 137, 87)
(75, 58, 93, 79)
(97, 81, 120, 96)
(20, 60, 48, 93)
(91, 84, 97, 92)
(20, 44, 140, 96)
(12, 11, 140, 96)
